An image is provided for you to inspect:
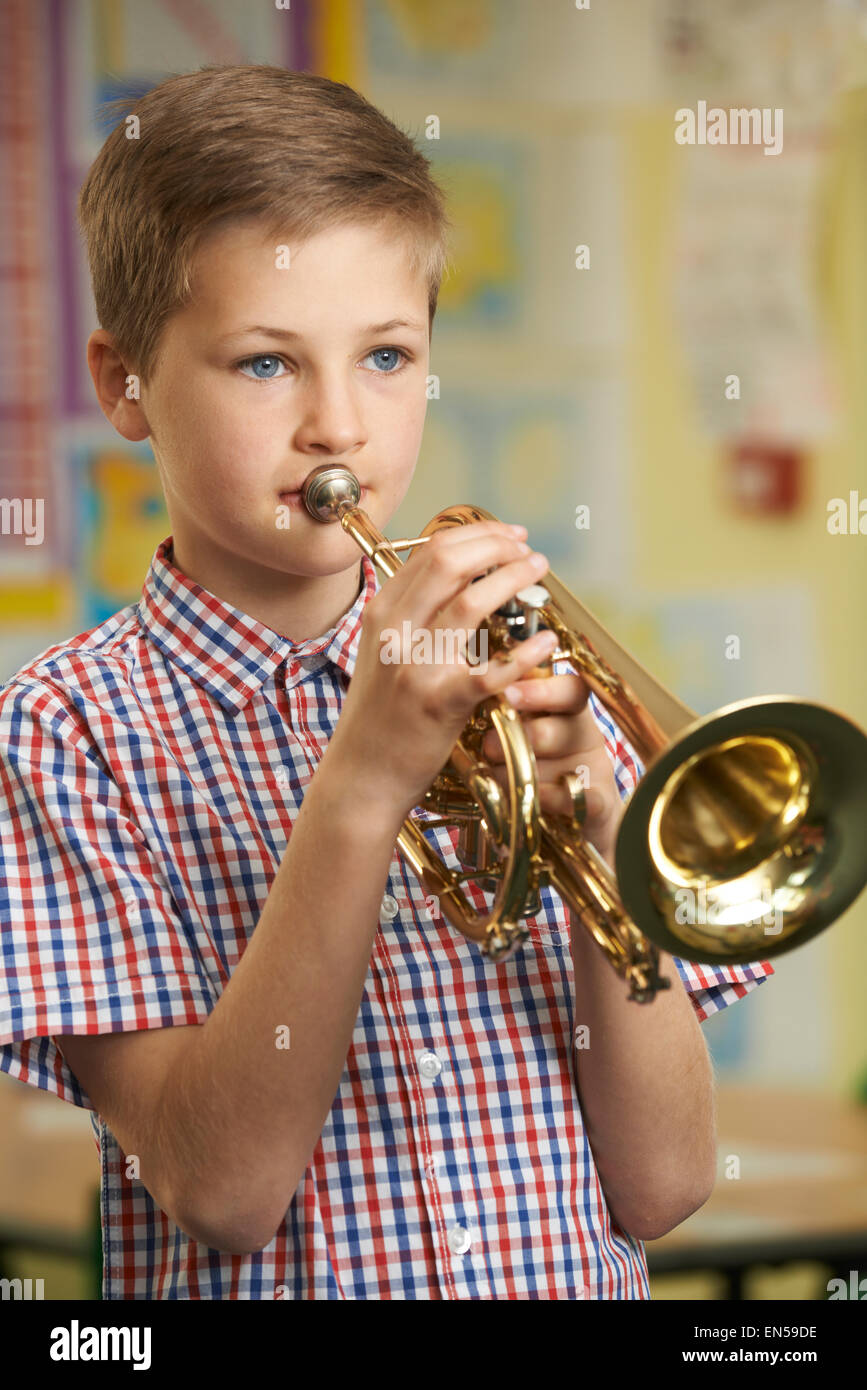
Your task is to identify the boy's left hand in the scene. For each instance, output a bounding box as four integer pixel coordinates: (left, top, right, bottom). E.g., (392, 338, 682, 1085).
(481, 670, 624, 864)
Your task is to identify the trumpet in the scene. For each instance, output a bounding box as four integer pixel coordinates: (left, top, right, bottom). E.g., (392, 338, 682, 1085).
(302, 464, 867, 1004)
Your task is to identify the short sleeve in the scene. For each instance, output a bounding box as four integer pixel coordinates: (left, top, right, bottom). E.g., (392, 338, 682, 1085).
(0, 679, 216, 1109)
(668, 956, 773, 1022)
(582, 682, 775, 1019)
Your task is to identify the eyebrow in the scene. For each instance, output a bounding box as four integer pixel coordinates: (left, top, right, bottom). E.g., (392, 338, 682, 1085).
(219, 318, 427, 343)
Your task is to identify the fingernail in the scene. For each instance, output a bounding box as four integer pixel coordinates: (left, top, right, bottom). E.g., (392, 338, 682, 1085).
(509, 524, 527, 536)
(504, 684, 522, 704)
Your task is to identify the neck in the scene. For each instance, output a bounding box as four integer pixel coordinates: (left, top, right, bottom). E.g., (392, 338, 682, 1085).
(168, 537, 365, 642)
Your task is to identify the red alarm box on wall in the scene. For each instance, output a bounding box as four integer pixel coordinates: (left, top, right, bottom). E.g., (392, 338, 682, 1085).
(726, 439, 803, 516)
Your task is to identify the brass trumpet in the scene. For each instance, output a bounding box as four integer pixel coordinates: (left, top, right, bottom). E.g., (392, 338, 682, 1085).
(302, 464, 867, 1004)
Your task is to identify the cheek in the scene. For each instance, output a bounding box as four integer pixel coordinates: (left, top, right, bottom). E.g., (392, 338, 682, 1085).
(155, 376, 230, 448)
(382, 383, 427, 458)
(152, 423, 251, 518)
(189, 383, 251, 439)
(171, 384, 266, 476)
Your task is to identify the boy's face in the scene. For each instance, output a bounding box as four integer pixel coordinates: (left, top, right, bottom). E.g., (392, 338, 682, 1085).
(136, 218, 430, 595)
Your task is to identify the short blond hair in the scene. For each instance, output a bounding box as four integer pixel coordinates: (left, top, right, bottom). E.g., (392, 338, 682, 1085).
(78, 64, 453, 380)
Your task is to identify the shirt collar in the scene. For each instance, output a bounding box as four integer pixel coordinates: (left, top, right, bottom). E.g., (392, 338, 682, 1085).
(137, 537, 379, 714)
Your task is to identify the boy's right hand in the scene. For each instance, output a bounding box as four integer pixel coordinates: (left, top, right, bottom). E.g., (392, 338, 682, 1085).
(327, 521, 558, 821)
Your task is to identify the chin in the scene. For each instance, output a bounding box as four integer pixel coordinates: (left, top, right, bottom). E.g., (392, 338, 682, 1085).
(268, 536, 364, 578)
(268, 491, 377, 569)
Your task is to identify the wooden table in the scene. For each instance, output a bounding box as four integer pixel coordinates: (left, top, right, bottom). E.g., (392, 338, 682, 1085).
(0, 1072, 99, 1278)
(646, 1084, 867, 1298)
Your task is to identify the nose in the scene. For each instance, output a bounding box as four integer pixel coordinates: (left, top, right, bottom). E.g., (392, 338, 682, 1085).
(292, 369, 367, 458)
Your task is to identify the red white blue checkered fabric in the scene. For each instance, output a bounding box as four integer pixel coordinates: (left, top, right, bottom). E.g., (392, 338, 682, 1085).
(0, 538, 772, 1299)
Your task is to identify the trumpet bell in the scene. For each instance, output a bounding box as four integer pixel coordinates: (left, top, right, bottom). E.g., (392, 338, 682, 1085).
(615, 696, 867, 965)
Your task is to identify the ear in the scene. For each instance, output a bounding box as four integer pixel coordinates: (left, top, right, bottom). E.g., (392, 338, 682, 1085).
(85, 330, 152, 441)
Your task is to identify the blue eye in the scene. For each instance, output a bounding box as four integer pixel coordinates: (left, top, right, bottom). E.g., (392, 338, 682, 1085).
(364, 347, 409, 374)
(236, 348, 410, 379)
(237, 354, 286, 380)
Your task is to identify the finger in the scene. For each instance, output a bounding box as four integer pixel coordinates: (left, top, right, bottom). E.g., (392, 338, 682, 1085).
(460, 628, 560, 702)
(436, 549, 551, 633)
(375, 524, 525, 603)
(404, 519, 527, 563)
(414, 547, 555, 661)
(484, 712, 593, 763)
(537, 778, 609, 823)
(399, 528, 539, 630)
(501, 672, 590, 714)
(483, 708, 605, 764)
(486, 761, 609, 823)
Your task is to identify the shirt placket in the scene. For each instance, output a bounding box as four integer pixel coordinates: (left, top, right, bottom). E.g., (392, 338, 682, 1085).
(379, 866, 493, 1299)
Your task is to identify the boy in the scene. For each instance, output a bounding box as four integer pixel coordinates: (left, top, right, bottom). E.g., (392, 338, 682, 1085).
(0, 65, 772, 1300)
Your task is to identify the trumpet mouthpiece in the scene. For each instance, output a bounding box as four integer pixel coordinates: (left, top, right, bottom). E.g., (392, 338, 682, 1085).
(301, 465, 362, 522)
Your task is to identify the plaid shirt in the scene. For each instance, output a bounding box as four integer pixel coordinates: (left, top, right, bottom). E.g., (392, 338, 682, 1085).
(0, 537, 773, 1300)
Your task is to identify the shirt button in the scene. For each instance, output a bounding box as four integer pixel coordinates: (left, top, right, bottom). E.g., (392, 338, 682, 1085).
(417, 1050, 443, 1080)
(381, 894, 399, 919)
(448, 1225, 471, 1255)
